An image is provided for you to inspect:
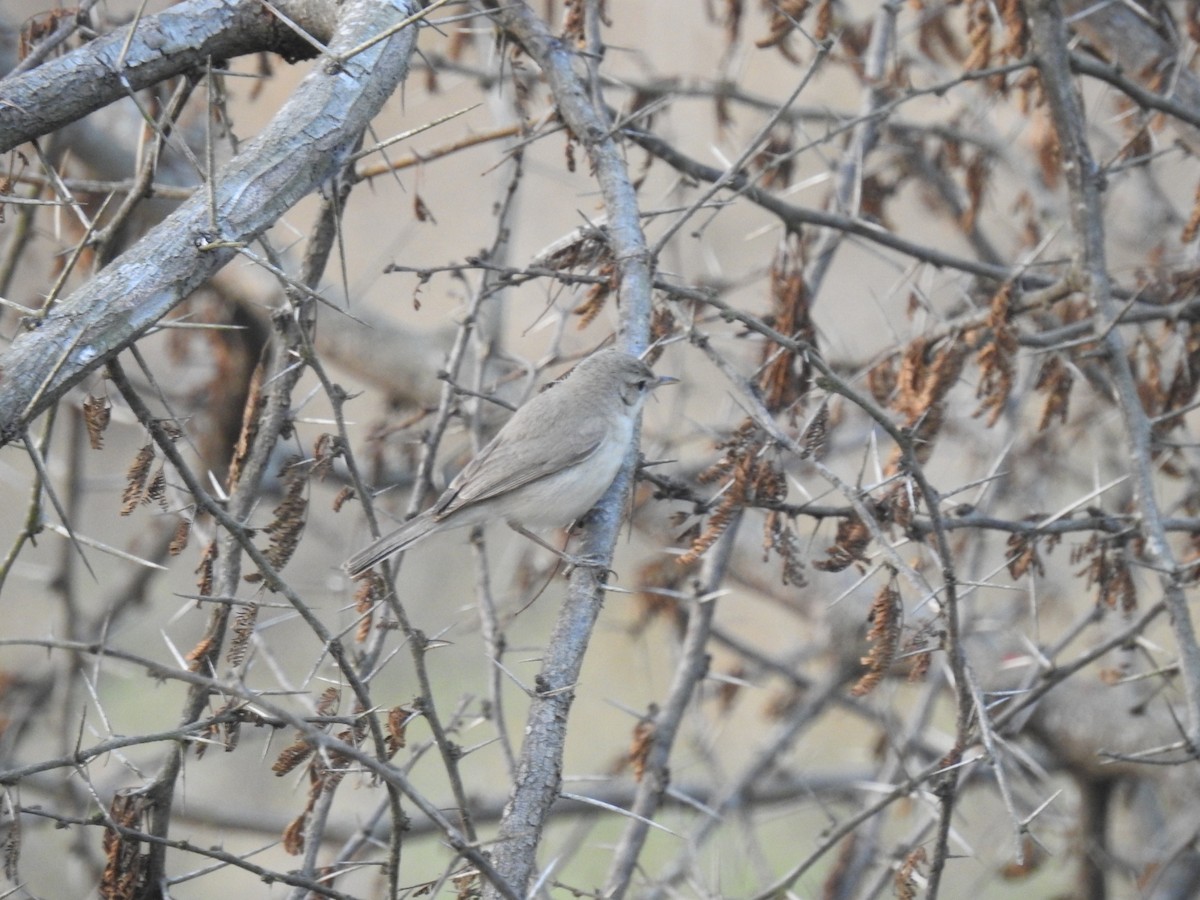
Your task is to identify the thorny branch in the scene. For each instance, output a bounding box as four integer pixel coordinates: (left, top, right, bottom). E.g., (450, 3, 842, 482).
(479, 0, 659, 893)
(1024, 0, 1200, 747)
(8, 1, 1200, 898)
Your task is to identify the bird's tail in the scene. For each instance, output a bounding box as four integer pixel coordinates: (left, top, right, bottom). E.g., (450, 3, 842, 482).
(344, 513, 440, 578)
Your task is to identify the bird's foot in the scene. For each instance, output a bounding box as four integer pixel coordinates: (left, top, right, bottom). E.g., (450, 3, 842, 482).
(508, 523, 615, 578)
(561, 553, 617, 579)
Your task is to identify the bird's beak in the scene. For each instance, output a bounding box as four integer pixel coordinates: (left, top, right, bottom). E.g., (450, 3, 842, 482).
(652, 374, 679, 390)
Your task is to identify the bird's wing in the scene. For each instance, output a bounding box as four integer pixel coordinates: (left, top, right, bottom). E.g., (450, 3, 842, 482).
(434, 413, 608, 516)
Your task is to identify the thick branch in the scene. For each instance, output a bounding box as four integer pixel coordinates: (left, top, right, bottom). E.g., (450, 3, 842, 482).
(0, 0, 418, 441)
(0, 0, 332, 152)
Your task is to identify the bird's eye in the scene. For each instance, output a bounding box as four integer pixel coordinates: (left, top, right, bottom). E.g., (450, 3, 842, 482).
(636, 379, 648, 390)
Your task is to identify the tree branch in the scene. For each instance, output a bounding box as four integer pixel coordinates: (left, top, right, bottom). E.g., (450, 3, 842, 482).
(1023, 0, 1200, 747)
(0, 0, 418, 441)
(0, 0, 331, 152)
(480, 1, 658, 893)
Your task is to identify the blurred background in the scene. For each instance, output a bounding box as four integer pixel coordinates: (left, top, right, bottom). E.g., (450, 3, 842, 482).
(4, 0, 1200, 897)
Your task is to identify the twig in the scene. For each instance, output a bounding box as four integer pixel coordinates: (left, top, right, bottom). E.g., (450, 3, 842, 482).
(603, 513, 740, 899)
(1024, 0, 1200, 749)
(480, 2, 659, 893)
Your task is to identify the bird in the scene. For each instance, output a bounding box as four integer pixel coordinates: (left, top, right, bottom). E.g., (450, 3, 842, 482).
(344, 347, 675, 577)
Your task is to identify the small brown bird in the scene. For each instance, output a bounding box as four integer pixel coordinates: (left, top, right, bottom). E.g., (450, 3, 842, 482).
(345, 348, 674, 577)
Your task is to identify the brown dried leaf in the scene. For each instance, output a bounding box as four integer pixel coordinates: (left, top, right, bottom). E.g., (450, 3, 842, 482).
(1012, 190, 1042, 249)
(185, 637, 216, 674)
(1159, 323, 1200, 435)
(194, 717, 219, 760)
(565, 132, 577, 172)
(1034, 354, 1073, 430)
(850, 578, 903, 696)
(723, 0, 743, 45)
(1006, 530, 1045, 580)
(814, 514, 871, 572)
(750, 131, 796, 190)
(758, 235, 813, 415)
(226, 603, 259, 667)
(894, 338, 931, 419)
(120, 444, 155, 516)
(867, 356, 897, 405)
(83, 394, 111, 449)
(1133, 334, 1167, 419)
(1075, 535, 1138, 611)
(213, 699, 242, 754)
(755, 0, 810, 61)
(715, 91, 733, 131)
(1117, 123, 1152, 164)
(272, 738, 314, 777)
(960, 151, 989, 233)
(332, 485, 355, 513)
(145, 466, 167, 510)
(282, 813, 306, 856)
(681, 458, 750, 566)
(974, 284, 1018, 426)
(887, 400, 946, 471)
(907, 650, 932, 683)
(878, 481, 914, 530)
(168, 518, 190, 556)
(646, 307, 675, 365)
(696, 419, 757, 485)
(451, 867, 480, 898)
(963, 0, 993, 72)
(262, 457, 308, 571)
(573, 261, 615, 329)
(386, 705, 413, 757)
(226, 359, 266, 490)
(629, 710, 657, 781)
(312, 432, 338, 480)
(100, 791, 149, 900)
(562, 0, 585, 43)
(859, 174, 897, 227)
(18, 9, 76, 62)
(764, 511, 808, 586)
(354, 570, 384, 641)
(355, 610, 374, 644)
(997, 0, 1029, 60)
(814, 0, 833, 40)
(1000, 836, 1047, 879)
(447, 23, 469, 62)
(895, 846, 927, 900)
(800, 402, 829, 459)
(195, 540, 217, 597)
(316, 687, 341, 717)
(413, 193, 436, 224)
